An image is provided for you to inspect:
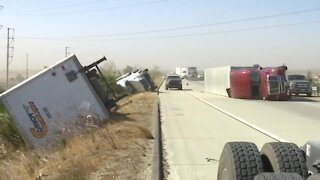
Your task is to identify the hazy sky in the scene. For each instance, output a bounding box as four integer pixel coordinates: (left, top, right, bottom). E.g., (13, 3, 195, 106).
(0, 0, 320, 72)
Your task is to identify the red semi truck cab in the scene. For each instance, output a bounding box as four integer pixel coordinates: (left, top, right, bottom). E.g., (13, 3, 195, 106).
(260, 66, 290, 100)
(230, 65, 289, 100)
(230, 68, 255, 99)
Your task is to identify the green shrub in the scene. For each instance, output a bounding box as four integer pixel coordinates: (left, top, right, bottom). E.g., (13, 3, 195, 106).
(0, 103, 25, 148)
(103, 72, 117, 91)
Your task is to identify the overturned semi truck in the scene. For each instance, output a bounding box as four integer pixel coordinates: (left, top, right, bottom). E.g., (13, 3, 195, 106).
(0, 55, 116, 148)
(116, 69, 157, 95)
(205, 65, 290, 100)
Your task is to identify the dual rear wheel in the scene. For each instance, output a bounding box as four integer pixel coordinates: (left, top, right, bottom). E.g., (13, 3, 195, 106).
(217, 142, 308, 180)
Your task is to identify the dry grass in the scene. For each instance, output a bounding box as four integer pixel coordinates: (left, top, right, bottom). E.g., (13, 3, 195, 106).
(0, 92, 157, 180)
(0, 150, 40, 180)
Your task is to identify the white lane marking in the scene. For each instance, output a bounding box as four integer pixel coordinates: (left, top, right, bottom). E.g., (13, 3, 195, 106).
(187, 92, 288, 142)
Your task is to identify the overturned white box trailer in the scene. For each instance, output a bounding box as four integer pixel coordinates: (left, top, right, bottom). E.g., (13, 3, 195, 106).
(0, 55, 109, 148)
(204, 66, 231, 97)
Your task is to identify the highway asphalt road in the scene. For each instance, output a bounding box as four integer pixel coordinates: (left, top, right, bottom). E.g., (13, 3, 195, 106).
(159, 80, 320, 180)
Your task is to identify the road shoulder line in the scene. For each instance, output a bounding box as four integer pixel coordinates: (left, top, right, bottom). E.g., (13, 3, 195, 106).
(187, 91, 288, 142)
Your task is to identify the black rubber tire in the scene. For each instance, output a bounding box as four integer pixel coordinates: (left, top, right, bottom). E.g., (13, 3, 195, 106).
(217, 142, 264, 180)
(254, 173, 303, 180)
(260, 142, 308, 178)
(307, 93, 312, 97)
(178, 86, 182, 90)
(287, 94, 292, 100)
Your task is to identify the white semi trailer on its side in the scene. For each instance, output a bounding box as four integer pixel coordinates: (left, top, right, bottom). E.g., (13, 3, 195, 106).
(204, 66, 231, 97)
(0, 55, 111, 149)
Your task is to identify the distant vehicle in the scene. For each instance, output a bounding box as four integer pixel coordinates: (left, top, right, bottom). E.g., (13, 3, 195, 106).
(165, 74, 182, 90)
(175, 67, 188, 79)
(197, 73, 204, 80)
(175, 67, 198, 80)
(187, 67, 198, 80)
(205, 65, 290, 100)
(288, 74, 312, 97)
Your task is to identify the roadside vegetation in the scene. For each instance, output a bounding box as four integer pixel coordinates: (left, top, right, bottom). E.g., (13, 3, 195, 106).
(306, 70, 320, 95)
(0, 103, 25, 149)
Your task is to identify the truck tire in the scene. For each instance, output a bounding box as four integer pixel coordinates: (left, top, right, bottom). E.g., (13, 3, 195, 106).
(287, 94, 292, 100)
(260, 142, 308, 179)
(307, 93, 312, 97)
(217, 142, 263, 180)
(254, 173, 303, 180)
(178, 86, 182, 90)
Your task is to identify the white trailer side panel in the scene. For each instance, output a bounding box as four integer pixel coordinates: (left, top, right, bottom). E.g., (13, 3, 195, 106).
(128, 81, 147, 92)
(116, 71, 149, 92)
(204, 66, 231, 97)
(175, 68, 181, 76)
(0, 55, 109, 148)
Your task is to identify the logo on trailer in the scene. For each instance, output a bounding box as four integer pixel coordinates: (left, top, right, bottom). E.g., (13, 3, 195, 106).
(23, 102, 48, 138)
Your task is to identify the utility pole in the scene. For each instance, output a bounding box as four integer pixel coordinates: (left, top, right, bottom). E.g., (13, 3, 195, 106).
(65, 46, 70, 57)
(6, 28, 14, 89)
(26, 53, 29, 79)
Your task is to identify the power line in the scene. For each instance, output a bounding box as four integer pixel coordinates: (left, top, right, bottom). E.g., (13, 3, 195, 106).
(15, 20, 320, 42)
(29, 0, 110, 11)
(15, 0, 170, 16)
(16, 7, 320, 39)
(130, 20, 320, 40)
(77, 7, 320, 38)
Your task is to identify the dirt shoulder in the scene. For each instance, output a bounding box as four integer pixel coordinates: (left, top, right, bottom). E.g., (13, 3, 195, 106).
(0, 92, 158, 180)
